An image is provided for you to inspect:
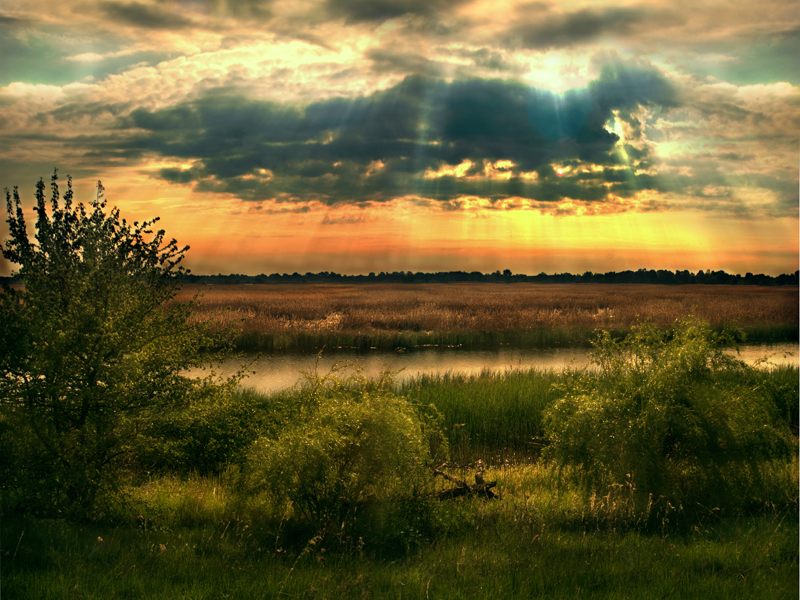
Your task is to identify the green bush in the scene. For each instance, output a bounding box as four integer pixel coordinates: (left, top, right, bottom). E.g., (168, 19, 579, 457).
(130, 383, 263, 476)
(543, 315, 794, 519)
(244, 365, 442, 535)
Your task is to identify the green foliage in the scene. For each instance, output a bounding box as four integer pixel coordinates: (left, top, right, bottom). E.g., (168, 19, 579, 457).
(738, 364, 799, 435)
(131, 382, 267, 477)
(0, 171, 235, 517)
(543, 315, 794, 517)
(244, 364, 442, 534)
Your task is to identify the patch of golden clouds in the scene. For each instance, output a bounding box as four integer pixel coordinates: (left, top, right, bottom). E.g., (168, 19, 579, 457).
(431, 190, 660, 216)
(424, 160, 474, 179)
(424, 159, 523, 180)
(364, 161, 386, 177)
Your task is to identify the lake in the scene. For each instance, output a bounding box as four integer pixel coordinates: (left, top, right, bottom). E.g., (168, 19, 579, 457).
(200, 342, 799, 394)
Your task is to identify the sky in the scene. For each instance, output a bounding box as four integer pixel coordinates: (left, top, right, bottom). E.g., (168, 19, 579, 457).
(0, 0, 798, 277)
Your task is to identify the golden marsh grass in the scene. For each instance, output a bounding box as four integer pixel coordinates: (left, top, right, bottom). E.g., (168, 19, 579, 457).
(180, 283, 798, 342)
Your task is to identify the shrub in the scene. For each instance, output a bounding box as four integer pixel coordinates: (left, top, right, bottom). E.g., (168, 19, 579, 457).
(130, 382, 261, 476)
(543, 315, 794, 519)
(244, 365, 442, 537)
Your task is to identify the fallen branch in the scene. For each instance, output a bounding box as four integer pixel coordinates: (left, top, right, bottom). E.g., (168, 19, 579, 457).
(430, 481, 498, 500)
(430, 462, 498, 500)
(432, 467, 467, 487)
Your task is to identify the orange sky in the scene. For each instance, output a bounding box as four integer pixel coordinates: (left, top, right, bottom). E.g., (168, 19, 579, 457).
(1, 0, 798, 276)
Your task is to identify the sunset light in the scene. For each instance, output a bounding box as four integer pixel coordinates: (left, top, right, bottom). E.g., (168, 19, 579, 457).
(0, 0, 797, 277)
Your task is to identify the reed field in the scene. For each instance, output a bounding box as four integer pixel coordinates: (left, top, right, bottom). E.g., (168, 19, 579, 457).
(177, 283, 799, 350)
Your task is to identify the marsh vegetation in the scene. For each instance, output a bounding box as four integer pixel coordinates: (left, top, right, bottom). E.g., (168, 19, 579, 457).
(180, 282, 799, 351)
(2, 175, 797, 598)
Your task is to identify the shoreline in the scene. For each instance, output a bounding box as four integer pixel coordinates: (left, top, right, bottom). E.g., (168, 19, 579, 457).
(230, 323, 799, 352)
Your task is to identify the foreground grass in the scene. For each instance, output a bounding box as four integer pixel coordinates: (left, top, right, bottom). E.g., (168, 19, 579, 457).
(4, 522, 798, 599)
(3, 467, 797, 600)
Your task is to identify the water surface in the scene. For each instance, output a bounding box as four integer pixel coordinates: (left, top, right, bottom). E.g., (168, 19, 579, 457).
(205, 342, 798, 395)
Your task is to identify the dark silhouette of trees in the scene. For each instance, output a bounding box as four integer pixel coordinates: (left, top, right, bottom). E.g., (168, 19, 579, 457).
(174, 269, 798, 286)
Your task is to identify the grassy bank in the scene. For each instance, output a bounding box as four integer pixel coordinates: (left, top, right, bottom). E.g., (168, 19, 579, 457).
(233, 324, 799, 352)
(398, 364, 800, 464)
(3, 367, 797, 599)
(179, 283, 799, 351)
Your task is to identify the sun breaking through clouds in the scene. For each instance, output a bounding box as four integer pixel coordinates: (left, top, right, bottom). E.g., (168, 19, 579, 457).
(0, 0, 797, 276)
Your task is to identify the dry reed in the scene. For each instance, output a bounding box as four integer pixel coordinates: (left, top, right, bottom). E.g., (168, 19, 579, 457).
(179, 283, 798, 340)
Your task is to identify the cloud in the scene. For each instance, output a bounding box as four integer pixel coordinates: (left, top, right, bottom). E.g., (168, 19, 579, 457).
(2, 1, 795, 222)
(219, 0, 274, 20)
(104, 62, 681, 207)
(459, 48, 524, 74)
(99, 0, 275, 30)
(365, 47, 446, 76)
(590, 59, 681, 112)
(101, 2, 196, 30)
(0, 14, 29, 25)
(507, 7, 659, 49)
(325, 0, 469, 23)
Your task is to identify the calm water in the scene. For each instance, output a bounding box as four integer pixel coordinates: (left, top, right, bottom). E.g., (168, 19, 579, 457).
(202, 342, 799, 395)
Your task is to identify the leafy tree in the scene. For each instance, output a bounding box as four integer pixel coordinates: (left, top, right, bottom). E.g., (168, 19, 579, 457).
(0, 170, 234, 517)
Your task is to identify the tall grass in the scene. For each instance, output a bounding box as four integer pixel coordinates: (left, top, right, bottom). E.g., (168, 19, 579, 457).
(398, 364, 799, 465)
(400, 368, 563, 464)
(178, 283, 799, 351)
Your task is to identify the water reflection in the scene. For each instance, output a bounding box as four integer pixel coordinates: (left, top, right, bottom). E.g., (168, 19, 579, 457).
(202, 342, 798, 395)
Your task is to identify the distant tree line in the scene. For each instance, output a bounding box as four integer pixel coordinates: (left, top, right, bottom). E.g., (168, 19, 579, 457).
(3, 268, 797, 287)
(169, 268, 797, 286)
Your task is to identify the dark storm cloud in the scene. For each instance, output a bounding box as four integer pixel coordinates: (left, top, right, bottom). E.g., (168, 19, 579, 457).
(508, 7, 672, 49)
(101, 63, 681, 206)
(590, 61, 681, 111)
(365, 48, 445, 76)
(326, 0, 469, 23)
(0, 14, 29, 25)
(221, 0, 273, 20)
(101, 2, 195, 29)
